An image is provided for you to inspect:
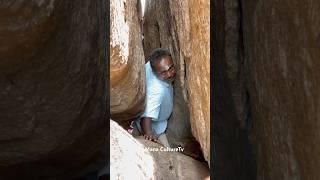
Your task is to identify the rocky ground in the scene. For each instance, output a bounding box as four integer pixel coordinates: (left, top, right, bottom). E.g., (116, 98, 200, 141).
(110, 120, 210, 180)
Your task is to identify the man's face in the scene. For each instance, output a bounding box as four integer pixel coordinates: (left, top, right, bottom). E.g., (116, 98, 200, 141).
(154, 56, 176, 83)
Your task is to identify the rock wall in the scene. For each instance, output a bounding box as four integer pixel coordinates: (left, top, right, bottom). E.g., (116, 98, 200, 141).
(0, 1, 107, 179)
(142, 0, 193, 151)
(110, 120, 209, 180)
(186, 0, 210, 164)
(212, 0, 256, 179)
(110, 0, 145, 122)
(217, 0, 320, 179)
(143, 0, 210, 164)
(241, 0, 320, 179)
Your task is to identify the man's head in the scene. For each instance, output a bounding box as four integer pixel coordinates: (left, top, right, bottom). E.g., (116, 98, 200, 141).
(148, 48, 176, 84)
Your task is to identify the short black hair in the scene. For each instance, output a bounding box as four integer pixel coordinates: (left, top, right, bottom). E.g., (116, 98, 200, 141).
(146, 48, 172, 71)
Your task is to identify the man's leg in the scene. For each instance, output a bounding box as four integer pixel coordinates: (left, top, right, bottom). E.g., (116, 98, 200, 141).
(128, 120, 141, 137)
(132, 127, 141, 136)
(157, 133, 171, 148)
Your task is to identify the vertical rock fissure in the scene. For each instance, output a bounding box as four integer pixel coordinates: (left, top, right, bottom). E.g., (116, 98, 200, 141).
(183, 57, 189, 101)
(238, 0, 257, 177)
(142, 0, 209, 167)
(238, 0, 253, 131)
(213, 0, 257, 179)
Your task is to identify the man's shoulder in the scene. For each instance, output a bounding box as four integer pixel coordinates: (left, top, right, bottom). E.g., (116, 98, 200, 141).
(147, 78, 166, 95)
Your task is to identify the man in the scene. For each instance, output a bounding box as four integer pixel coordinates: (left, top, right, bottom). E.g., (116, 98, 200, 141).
(129, 48, 176, 147)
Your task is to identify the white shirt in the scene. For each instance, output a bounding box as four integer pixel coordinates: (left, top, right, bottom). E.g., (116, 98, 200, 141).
(135, 61, 173, 135)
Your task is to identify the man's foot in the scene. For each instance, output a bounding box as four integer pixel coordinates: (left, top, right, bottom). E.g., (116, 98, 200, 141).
(140, 117, 158, 142)
(143, 133, 158, 142)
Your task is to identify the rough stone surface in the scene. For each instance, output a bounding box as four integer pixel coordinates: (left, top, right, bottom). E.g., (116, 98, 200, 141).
(0, 1, 107, 179)
(110, 0, 145, 122)
(186, 0, 210, 164)
(143, 0, 193, 149)
(110, 120, 210, 180)
(224, 0, 248, 129)
(212, 0, 256, 179)
(143, 0, 210, 164)
(241, 0, 320, 179)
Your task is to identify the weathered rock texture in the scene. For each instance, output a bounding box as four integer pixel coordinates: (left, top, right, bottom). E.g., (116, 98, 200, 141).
(143, 0, 193, 150)
(110, 120, 210, 180)
(186, 0, 210, 164)
(110, 0, 145, 121)
(241, 0, 320, 179)
(0, 0, 107, 179)
(143, 0, 210, 164)
(212, 0, 256, 179)
(215, 0, 320, 179)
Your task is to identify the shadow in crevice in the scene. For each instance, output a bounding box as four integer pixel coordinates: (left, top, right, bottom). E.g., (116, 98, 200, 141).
(213, 0, 257, 179)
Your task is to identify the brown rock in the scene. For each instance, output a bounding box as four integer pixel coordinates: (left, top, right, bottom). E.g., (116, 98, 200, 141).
(241, 0, 320, 179)
(223, 0, 248, 128)
(0, 1, 106, 179)
(212, 0, 256, 178)
(187, 0, 211, 164)
(110, 120, 210, 180)
(0, 1, 57, 74)
(110, 0, 146, 122)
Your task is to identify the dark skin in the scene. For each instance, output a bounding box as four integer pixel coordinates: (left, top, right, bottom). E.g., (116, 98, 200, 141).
(154, 55, 176, 83)
(140, 117, 158, 141)
(141, 55, 176, 141)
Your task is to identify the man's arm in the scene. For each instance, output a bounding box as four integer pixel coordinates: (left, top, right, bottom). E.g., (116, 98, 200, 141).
(140, 117, 158, 141)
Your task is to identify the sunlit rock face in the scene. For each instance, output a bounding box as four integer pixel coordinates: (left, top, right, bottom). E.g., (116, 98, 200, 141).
(0, 0, 106, 178)
(143, 0, 210, 164)
(186, 0, 210, 165)
(241, 0, 320, 179)
(110, 0, 145, 121)
(110, 120, 209, 180)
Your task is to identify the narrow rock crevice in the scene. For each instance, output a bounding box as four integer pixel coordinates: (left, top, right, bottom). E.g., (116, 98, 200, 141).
(111, 0, 210, 178)
(142, 0, 209, 166)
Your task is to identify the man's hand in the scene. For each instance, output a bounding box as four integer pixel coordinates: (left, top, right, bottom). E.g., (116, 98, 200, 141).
(140, 117, 158, 142)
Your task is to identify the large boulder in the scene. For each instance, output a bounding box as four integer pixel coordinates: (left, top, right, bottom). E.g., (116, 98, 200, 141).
(110, 120, 210, 180)
(110, 0, 145, 121)
(0, 1, 107, 178)
(186, 0, 210, 164)
(241, 0, 320, 179)
(143, 0, 210, 164)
